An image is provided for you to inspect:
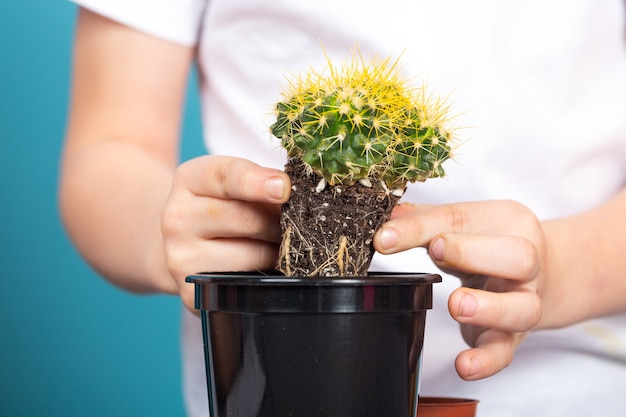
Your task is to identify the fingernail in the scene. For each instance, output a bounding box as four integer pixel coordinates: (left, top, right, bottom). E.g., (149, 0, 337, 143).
(468, 357, 482, 377)
(378, 227, 398, 251)
(266, 176, 286, 201)
(459, 293, 478, 317)
(430, 238, 445, 261)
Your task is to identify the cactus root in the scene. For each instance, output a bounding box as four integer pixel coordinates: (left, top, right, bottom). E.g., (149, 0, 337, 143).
(277, 158, 400, 276)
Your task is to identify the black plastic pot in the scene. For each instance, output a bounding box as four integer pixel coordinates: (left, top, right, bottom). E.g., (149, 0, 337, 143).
(186, 271, 441, 417)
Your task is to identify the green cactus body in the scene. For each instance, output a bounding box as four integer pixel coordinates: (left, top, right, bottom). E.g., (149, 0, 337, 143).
(271, 55, 453, 188)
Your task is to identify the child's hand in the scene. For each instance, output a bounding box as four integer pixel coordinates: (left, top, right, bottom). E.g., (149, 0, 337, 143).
(375, 200, 546, 380)
(162, 155, 291, 311)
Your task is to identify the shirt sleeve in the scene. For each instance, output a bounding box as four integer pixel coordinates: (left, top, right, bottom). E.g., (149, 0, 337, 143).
(70, 0, 207, 46)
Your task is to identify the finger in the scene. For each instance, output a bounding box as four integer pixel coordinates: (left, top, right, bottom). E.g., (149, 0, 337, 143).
(389, 202, 429, 219)
(179, 155, 291, 203)
(162, 193, 282, 242)
(429, 233, 540, 281)
(375, 200, 536, 254)
(168, 238, 280, 278)
(448, 287, 542, 333)
(171, 238, 280, 310)
(206, 199, 282, 241)
(455, 329, 522, 380)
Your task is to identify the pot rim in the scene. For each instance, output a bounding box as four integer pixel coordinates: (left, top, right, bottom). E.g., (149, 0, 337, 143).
(418, 396, 480, 406)
(186, 271, 442, 286)
(187, 271, 441, 313)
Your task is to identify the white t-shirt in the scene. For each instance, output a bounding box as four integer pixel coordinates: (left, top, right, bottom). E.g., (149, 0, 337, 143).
(72, 0, 626, 415)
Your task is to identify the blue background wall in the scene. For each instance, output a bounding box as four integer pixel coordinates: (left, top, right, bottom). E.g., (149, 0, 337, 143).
(1, 1, 205, 416)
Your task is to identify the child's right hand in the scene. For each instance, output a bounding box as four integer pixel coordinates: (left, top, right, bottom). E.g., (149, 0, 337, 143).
(161, 155, 291, 312)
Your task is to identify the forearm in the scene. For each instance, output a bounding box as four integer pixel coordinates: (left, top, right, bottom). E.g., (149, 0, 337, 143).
(60, 139, 177, 294)
(60, 9, 195, 294)
(540, 186, 626, 328)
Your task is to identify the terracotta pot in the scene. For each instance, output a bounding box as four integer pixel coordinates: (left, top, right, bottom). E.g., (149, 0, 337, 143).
(186, 271, 441, 417)
(417, 397, 479, 417)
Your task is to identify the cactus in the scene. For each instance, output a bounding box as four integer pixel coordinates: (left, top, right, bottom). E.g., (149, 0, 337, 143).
(271, 54, 452, 189)
(271, 51, 455, 277)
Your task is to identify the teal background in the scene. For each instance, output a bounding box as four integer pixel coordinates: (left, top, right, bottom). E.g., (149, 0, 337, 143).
(1, 1, 205, 416)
